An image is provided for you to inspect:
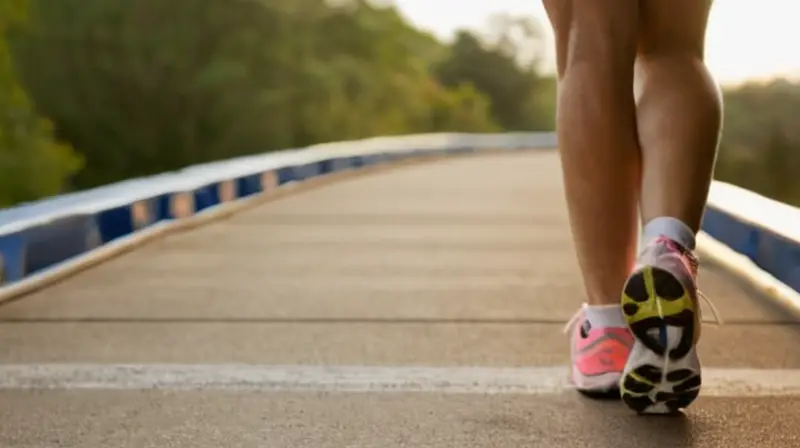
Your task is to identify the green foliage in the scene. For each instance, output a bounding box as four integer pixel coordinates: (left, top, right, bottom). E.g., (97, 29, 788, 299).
(434, 15, 555, 131)
(0, 0, 81, 207)
(715, 79, 800, 206)
(6, 0, 554, 196)
(5, 0, 798, 211)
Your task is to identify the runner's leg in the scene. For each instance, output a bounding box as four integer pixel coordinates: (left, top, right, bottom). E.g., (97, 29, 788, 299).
(636, 0, 721, 239)
(543, 0, 640, 307)
(543, 0, 639, 395)
(619, 0, 721, 413)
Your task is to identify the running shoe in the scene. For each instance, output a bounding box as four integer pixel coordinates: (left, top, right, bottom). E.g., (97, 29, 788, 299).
(619, 235, 720, 413)
(566, 305, 634, 398)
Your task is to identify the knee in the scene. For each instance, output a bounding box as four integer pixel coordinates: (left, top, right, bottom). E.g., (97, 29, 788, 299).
(636, 47, 704, 67)
(557, 26, 638, 83)
(637, 19, 706, 60)
(634, 52, 711, 84)
(554, 34, 638, 93)
(633, 52, 721, 107)
(545, 1, 638, 80)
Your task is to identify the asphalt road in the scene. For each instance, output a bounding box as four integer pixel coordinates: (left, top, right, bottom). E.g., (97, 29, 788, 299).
(1, 152, 799, 447)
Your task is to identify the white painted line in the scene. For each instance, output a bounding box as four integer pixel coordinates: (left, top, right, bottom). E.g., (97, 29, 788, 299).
(696, 232, 800, 318)
(0, 364, 799, 397)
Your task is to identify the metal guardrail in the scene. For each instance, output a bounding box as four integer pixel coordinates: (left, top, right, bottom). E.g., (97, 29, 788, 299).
(0, 131, 797, 297)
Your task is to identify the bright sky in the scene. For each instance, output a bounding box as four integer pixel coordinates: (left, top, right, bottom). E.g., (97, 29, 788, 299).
(394, 0, 799, 86)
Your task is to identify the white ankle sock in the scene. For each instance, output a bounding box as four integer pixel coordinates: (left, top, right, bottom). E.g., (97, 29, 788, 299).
(642, 216, 696, 250)
(583, 304, 625, 328)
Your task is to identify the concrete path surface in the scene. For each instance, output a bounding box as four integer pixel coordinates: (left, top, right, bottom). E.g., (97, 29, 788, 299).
(1, 152, 799, 447)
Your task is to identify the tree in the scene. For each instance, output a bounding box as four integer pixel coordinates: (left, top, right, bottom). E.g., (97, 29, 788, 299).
(756, 124, 798, 203)
(434, 17, 554, 132)
(714, 79, 800, 206)
(10, 0, 498, 192)
(0, 0, 81, 206)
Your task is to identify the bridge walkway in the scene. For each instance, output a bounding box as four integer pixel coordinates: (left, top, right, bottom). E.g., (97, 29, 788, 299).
(0, 152, 798, 447)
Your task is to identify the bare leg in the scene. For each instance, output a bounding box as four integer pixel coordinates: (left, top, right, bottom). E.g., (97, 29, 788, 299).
(635, 0, 721, 233)
(616, 1, 721, 414)
(543, 0, 640, 305)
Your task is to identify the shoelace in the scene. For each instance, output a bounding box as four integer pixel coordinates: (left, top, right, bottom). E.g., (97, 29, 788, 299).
(562, 291, 722, 336)
(698, 290, 723, 324)
(563, 307, 586, 335)
(562, 256, 724, 336)
(683, 250, 724, 326)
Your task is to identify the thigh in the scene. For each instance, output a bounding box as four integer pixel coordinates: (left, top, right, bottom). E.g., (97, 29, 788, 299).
(542, 0, 639, 78)
(637, 0, 715, 57)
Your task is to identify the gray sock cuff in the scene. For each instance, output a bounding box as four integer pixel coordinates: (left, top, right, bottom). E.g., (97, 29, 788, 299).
(642, 216, 696, 250)
(583, 304, 626, 328)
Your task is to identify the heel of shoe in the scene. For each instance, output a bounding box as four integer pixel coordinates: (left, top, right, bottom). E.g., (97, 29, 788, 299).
(621, 265, 696, 359)
(619, 265, 702, 414)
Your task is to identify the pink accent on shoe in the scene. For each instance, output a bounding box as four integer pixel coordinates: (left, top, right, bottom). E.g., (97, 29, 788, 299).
(641, 236, 701, 307)
(649, 236, 699, 280)
(574, 327, 633, 377)
(569, 314, 633, 391)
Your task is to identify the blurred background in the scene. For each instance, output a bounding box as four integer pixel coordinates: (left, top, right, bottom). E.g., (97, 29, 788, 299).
(1, 0, 797, 208)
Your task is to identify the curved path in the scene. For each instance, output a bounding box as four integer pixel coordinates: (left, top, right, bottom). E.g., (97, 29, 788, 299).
(1, 152, 799, 447)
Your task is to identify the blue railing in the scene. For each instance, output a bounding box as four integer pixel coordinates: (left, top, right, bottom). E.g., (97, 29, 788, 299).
(0, 132, 798, 300)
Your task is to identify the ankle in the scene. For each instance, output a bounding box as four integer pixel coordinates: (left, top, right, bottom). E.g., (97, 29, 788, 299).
(582, 303, 626, 328)
(642, 216, 695, 250)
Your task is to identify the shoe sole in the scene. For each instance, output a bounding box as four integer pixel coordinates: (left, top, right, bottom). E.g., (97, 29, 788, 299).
(619, 265, 702, 414)
(577, 388, 621, 400)
(572, 361, 626, 400)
